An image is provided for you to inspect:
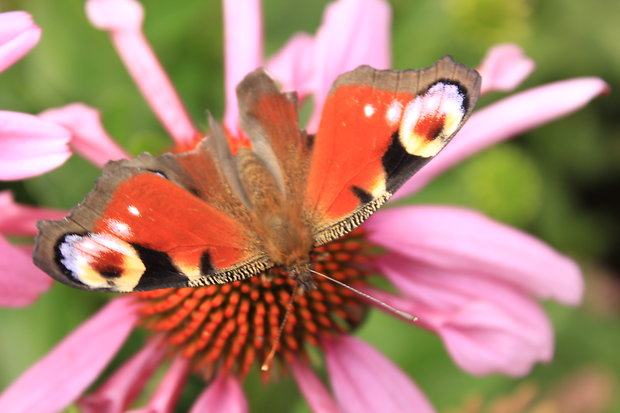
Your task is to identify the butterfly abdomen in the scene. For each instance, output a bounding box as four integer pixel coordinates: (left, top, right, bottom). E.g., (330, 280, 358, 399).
(236, 144, 314, 275)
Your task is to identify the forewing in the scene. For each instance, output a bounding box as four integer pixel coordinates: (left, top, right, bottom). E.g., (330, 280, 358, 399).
(34, 138, 272, 293)
(305, 57, 481, 244)
(236, 69, 311, 204)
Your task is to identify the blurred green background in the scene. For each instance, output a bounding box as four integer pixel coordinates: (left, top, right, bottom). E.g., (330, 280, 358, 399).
(1, 0, 618, 411)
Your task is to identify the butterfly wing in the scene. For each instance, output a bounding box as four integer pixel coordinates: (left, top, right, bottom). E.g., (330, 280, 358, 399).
(34, 133, 273, 292)
(304, 57, 481, 244)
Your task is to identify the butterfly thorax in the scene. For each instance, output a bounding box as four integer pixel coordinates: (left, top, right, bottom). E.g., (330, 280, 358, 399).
(237, 147, 315, 290)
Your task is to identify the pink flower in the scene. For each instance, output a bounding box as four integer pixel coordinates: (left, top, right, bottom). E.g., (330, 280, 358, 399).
(0, 11, 129, 306)
(0, 11, 71, 180)
(0, 0, 608, 412)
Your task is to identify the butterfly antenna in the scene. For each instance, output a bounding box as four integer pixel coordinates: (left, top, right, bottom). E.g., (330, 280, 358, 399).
(261, 282, 300, 372)
(309, 269, 418, 322)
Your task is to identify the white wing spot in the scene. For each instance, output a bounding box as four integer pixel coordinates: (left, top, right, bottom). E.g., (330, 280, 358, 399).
(364, 104, 376, 118)
(107, 219, 131, 237)
(128, 205, 140, 216)
(386, 101, 403, 126)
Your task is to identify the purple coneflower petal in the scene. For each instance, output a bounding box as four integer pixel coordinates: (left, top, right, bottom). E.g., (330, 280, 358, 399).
(307, 0, 391, 131)
(85, 0, 197, 146)
(0, 237, 52, 307)
(0, 191, 66, 235)
(223, 0, 264, 134)
(40, 103, 129, 167)
(0, 297, 140, 413)
(395, 76, 609, 197)
(371, 252, 554, 375)
(127, 356, 191, 413)
(0, 11, 41, 72)
(437, 301, 552, 377)
(478, 44, 535, 95)
(0, 192, 63, 307)
(189, 373, 247, 413)
(324, 336, 435, 413)
(266, 33, 315, 98)
(291, 360, 342, 413)
(0, 111, 71, 180)
(366, 206, 583, 305)
(78, 338, 167, 413)
(366, 287, 552, 377)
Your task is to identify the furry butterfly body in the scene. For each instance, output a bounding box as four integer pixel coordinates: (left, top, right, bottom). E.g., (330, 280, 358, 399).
(34, 57, 480, 293)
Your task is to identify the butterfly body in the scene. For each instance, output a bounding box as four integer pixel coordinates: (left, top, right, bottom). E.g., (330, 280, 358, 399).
(235, 146, 315, 289)
(34, 57, 480, 293)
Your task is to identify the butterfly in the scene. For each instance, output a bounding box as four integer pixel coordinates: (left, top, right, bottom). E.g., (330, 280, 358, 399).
(33, 56, 480, 294)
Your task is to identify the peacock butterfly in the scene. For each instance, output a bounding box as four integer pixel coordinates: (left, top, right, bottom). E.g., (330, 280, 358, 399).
(33, 57, 481, 293)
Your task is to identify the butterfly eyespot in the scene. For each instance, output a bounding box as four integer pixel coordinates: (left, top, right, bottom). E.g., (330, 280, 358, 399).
(55, 233, 146, 292)
(399, 81, 467, 158)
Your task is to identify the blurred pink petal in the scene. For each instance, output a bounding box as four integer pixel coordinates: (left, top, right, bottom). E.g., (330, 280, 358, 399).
(0, 111, 71, 180)
(0, 237, 52, 307)
(396, 76, 609, 197)
(0, 191, 66, 235)
(291, 360, 342, 413)
(0, 297, 140, 413)
(373, 252, 555, 371)
(0, 11, 41, 72)
(324, 336, 435, 413)
(79, 338, 167, 413)
(266, 33, 315, 97)
(365, 287, 552, 376)
(308, 0, 391, 130)
(40, 103, 129, 167)
(223, 0, 264, 134)
(366, 206, 583, 305)
(438, 301, 552, 376)
(86, 0, 197, 146)
(478, 44, 535, 94)
(128, 356, 191, 413)
(189, 373, 247, 413)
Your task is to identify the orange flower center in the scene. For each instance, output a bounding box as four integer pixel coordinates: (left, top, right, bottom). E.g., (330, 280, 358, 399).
(135, 229, 375, 379)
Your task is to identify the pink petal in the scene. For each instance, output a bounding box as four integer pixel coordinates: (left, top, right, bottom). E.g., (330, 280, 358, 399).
(85, 0, 198, 146)
(395, 77, 610, 197)
(372, 254, 554, 373)
(78, 338, 167, 413)
(223, 0, 264, 134)
(439, 301, 552, 376)
(324, 336, 435, 413)
(0, 297, 140, 413)
(189, 373, 247, 413)
(365, 288, 553, 377)
(0, 11, 41, 72)
(0, 111, 71, 180)
(290, 360, 342, 413)
(478, 44, 535, 95)
(307, 0, 391, 131)
(266, 33, 315, 97)
(0, 236, 52, 307)
(366, 205, 583, 305)
(39, 103, 129, 167)
(0, 191, 66, 235)
(127, 356, 191, 413)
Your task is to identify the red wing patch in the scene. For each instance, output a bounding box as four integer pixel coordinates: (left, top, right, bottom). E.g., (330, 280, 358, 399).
(35, 153, 272, 293)
(304, 58, 481, 244)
